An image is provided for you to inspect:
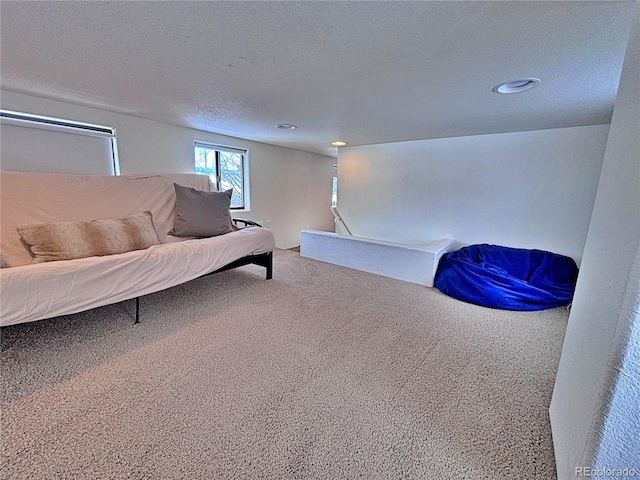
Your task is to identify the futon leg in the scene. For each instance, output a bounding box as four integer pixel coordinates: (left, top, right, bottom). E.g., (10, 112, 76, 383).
(135, 297, 140, 324)
(266, 252, 273, 280)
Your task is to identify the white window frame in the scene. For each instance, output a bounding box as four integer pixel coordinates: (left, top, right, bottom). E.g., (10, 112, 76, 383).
(194, 141, 249, 210)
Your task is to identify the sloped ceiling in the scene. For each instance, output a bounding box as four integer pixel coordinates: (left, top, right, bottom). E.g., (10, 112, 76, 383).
(0, 1, 636, 157)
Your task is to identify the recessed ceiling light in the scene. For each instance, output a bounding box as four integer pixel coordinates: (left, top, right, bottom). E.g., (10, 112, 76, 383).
(331, 141, 348, 147)
(493, 78, 541, 94)
(276, 124, 297, 130)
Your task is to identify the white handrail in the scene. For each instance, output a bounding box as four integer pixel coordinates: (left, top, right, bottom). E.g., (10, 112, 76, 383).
(331, 206, 352, 236)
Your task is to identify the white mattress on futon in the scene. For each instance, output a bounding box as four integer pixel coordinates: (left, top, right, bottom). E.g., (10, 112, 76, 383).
(0, 226, 275, 327)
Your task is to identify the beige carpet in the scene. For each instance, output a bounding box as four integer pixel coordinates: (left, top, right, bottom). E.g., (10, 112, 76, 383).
(1, 249, 566, 479)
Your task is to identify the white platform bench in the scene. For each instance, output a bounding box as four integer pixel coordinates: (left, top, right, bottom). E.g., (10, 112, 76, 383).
(300, 230, 456, 287)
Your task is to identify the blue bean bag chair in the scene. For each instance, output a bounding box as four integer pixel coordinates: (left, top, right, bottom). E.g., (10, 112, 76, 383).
(434, 244, 578, 311)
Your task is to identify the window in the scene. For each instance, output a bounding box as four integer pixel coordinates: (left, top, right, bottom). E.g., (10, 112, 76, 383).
(332, 164, 338, 206)
(194, 142, 247, 209)
(0, 109, 119, 175)
(332, 177, 338, 206)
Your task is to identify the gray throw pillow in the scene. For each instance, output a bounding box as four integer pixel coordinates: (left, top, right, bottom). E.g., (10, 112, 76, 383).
(169, 184, 234, 238)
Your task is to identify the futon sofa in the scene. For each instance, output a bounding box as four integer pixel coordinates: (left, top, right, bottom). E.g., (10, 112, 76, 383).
(0, 171, 276, 327)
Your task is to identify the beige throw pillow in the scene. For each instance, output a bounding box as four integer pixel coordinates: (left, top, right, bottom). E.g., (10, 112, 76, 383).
(17, 211, 161, 264)
(0, 251, 9, 268)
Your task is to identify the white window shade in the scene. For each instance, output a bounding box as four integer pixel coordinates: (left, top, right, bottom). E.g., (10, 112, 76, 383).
(0, 110, 119, 175)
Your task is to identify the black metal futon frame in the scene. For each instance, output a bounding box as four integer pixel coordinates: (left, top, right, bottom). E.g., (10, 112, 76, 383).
(133, 218, 272, 323)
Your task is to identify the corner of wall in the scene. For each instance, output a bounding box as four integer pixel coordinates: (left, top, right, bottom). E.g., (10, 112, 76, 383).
(549, 8, 640, 478)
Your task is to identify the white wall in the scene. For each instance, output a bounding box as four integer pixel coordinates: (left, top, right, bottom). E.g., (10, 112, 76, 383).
(337, 125, 609, 264)
(550, 10, 639, 479)
(0, 90, 335, 248)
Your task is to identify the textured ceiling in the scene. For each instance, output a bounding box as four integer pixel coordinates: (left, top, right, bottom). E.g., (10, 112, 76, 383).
(0, 1, 636, 157)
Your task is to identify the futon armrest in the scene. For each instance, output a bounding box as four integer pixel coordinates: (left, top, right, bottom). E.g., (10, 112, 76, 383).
(232, 218, 262, 228)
